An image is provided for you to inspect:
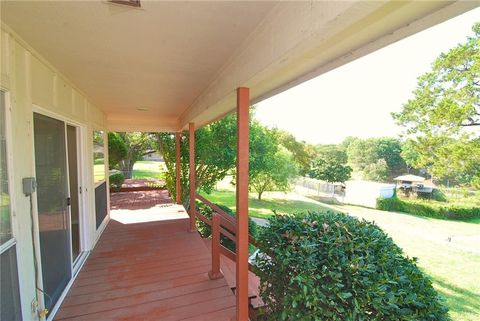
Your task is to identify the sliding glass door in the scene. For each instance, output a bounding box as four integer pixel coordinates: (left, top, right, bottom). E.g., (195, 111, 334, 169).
(33, 113, 72, 313)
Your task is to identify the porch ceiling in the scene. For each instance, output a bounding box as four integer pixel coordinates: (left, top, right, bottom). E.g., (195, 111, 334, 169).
(1, 1, 477, 132)
(1, 0, 275, 130)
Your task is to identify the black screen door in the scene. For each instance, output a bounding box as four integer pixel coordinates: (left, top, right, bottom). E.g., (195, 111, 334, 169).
(33, 113, 71, 313)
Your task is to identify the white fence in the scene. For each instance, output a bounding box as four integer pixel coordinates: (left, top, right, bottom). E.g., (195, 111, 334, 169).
(294, 177, 345, 203)
(294, 177, 396, 208)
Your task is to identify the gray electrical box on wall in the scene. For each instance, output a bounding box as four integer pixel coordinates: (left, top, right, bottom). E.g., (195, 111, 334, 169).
(22, 177, 37, 196)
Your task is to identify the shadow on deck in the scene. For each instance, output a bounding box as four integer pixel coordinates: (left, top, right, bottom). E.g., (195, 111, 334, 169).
(54, 191, 236, 321)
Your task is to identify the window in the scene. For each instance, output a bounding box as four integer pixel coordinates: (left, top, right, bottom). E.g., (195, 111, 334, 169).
(1, 245, 22, 321)
(0, 91, 22, 320)
(93, 130, 107, 229)
(93, 130, 105, 184)
(0, 91, 12, 245)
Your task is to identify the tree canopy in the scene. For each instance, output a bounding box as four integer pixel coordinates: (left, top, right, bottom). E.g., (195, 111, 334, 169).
(249, 126, 297, 200)
(393, 22, 480, 185)
(156, 114, 237, 204)
(156, 112, 297, 204)
(107, 132, 156, 178)
(121, 132, 156, 178)
(310, 158, 352, 183)
(275, 130, 315, 176)
(108, 132, 128, 169)
(310, 144, 352, 183)
(346, 137, 407, 182)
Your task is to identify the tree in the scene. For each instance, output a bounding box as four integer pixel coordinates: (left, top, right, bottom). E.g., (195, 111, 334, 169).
(156, 114, 237, 204)
(249, 120, 279, 177)
(250, 148, 298, 200)
(346, 139, 380, 175)
(392, 22, 480, 185)
(375, 138, 406, 177)
(115, 132, 156, 179)
(363, 159, 389, 182)
(108, 132, 128, 169)
(346, 137, 407, 181)
(315, 144, 348, 164)
(310, 144, 352, 183)
(247, 121, 298, 200)
(310, 158, 352, 183)
(156, 132, 189, 202)
(472, 175, 480, 189)
(157, 113, 298, 204)
(400, 139, 421, 173)
(275, 130, 316, 176)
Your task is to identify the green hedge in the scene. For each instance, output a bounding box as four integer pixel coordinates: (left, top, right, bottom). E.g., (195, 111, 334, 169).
(109, 172, 125, 192)
(254, 211, 449, 321)
(376, 197, 479, 220)
(196, 202, 257, 253)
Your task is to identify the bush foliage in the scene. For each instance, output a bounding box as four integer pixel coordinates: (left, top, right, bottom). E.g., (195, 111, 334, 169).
(109, 172, 125, 192)
(254, 211, 449, 321)
(376, 197, 479, 220)
(196, 202, 257, 253)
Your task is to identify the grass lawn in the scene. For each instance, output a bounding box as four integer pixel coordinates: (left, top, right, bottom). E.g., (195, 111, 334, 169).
(441, 188, 480, 207)
(93, 164, 105, 183)
(132, 161, 165, 179)
(1, 204, 11, 243)
(202, 189, 336, 219)
(203, 188, 480, 321)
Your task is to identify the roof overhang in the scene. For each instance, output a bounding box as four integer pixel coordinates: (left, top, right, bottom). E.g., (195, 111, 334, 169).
(1, 1, 477, 132)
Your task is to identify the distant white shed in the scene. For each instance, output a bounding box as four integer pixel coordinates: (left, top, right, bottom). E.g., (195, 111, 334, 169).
(394, 174, 425, 187)
(394, 174, 433, 195)
(344, 180, 396, 208)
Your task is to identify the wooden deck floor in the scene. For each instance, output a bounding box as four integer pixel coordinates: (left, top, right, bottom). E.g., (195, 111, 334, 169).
(55, 208, 236, 320)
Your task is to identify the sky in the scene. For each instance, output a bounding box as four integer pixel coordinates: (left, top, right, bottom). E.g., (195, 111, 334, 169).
(255, 7, 480, 145)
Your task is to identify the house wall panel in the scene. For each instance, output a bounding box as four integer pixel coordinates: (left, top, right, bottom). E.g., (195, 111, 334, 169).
(88, 101, 106, 128)
(55, 76, 73, 115)
(1, 29, 11, 87)
(11, 38, 37, 321)
(72, 90, 85, 119)
(30, 55, 54, 108)
(1, 24, 107, 321)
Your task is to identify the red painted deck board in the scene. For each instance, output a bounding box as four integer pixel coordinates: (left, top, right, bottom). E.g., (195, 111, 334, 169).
(55, 217, 236, 320)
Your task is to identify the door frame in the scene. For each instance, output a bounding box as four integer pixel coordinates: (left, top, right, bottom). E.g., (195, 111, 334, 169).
(65, 123, 87, 272)
(31, 105, 91, 320)
(92, 129, 110, 241)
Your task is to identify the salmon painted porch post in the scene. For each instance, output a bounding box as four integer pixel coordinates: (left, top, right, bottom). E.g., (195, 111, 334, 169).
(235, 87, 249, 321)
(188, 122, 197, 232)
(208, 214, 224, 280)
(175, 132, 182, 204)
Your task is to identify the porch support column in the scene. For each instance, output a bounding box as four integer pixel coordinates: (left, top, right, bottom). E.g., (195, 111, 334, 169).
(188, 122, 196, 232)
(175, 132, 182, 204)
(235, 87, 249, 321)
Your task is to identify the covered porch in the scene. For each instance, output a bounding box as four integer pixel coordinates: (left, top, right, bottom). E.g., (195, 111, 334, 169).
(55, 86, 260, 320)
(55, 191, 237, 321)
(1, 1, 476, 321)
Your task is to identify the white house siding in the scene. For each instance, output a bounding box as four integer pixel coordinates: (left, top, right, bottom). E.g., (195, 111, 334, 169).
(0, 24, 108, 320)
